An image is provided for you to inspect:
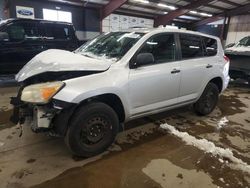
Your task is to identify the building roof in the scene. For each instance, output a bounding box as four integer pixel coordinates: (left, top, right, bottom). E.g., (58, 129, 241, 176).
(45, 0, 250, 26)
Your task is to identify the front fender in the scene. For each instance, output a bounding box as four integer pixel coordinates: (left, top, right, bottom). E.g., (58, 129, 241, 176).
(52, 69, 130, 119)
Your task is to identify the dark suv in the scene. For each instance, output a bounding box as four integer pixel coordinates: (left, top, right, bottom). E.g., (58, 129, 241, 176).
(0, 18, 80, 74)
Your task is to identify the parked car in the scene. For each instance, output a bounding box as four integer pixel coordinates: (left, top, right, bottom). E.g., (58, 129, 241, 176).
(225, 36, 250, 84)
(10, 28, 230, 157)
(0, 18, 80, 74)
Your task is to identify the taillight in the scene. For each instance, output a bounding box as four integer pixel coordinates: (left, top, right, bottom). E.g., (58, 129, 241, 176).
(224, 55, 230, 63)
(223, 55, 230, 75)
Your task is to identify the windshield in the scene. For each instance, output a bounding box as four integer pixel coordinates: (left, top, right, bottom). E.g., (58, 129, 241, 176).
(76, 32, 145, 61)
(237, 36, 250, 47)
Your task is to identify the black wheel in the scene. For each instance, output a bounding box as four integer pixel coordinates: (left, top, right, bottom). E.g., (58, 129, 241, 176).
(194, 83, 219, 116)
(65, 102, 119, 157)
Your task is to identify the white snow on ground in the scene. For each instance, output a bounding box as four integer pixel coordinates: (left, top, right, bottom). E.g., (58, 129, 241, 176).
(219, 178, 225, 183)
(160, 123, 250, 174)
(217, 117, 229, 130)
(218, 158, 224, 163)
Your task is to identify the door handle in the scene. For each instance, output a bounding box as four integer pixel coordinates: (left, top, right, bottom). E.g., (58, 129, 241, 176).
(171, 69, 181, 74)
(206, 64, 213, 68)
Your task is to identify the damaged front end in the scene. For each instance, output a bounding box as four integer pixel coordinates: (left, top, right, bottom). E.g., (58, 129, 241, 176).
(10, 70, 102, 136)
(10, 49, 111, 136)
(10, 87, 30, 125)
(10, 84, 76, 136)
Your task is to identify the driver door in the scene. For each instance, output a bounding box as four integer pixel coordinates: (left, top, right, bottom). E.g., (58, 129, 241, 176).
(128, 33, 181, 117)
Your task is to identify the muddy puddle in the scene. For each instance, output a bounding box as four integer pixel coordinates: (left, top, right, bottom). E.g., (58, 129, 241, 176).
(218, 94, 246, 116)
(0, 86, 17, 130)
(33, 88, 250, 188)
(0, 110, 14, 130)
(32, 128, 249, 188)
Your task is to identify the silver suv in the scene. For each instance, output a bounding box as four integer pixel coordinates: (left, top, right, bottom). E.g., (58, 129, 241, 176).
(11, 28, 230, 157)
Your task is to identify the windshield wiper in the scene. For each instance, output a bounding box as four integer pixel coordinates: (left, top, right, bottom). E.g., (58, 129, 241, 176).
(83, 54, 92, 58)
(79, 53, 94, 58)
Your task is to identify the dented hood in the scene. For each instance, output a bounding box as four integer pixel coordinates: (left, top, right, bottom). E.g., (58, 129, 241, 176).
(16, 49, 112, 82)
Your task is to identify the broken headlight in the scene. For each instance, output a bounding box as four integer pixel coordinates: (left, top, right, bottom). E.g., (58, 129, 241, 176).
(21, 81, 65, 104)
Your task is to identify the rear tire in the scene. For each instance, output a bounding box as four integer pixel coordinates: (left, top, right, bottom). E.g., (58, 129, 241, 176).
(194, 83, 219, 116)
(65, 102, 119, 157)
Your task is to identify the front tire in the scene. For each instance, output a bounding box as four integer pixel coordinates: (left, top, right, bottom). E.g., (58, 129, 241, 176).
(65, 102, 119, 157)
(194, 83, 219, 116)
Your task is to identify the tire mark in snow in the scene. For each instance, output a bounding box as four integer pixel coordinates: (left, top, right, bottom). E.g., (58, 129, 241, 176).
(160, 123, 250, 174)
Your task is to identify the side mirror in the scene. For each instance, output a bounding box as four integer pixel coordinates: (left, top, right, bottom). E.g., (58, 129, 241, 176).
(133, 53, 155, 68)
(0, 32, 9, 41)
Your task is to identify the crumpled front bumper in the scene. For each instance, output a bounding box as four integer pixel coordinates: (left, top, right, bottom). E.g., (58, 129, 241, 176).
(10, 88, 76, 135)
(9, 87, 28, 125)
(10, 96, 56, 132)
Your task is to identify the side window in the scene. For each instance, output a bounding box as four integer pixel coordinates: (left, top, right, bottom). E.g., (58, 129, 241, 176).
(180, 34, 203, 59)
(22, 22, 41, 41)
(4, 22, 41, 42)
(5, 23, 25, 42)
(138, 34, 176, 64)
(44, 23, 71, 40)
(203, 37, 217, 56)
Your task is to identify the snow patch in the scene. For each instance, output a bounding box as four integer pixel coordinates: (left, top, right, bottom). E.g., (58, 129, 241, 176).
(0, 141, 4, 147)
(160, 123, 250, 174)
(108, 144, 122, 152)
(217, 117, 229, 130)
(218, 158, 224, 163)
(219, 178, 225, 183)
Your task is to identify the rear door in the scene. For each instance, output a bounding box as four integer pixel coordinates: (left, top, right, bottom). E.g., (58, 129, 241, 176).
(42, 22, 78, 51)
(178, 33, 208, 102)
(0, 20, 44, 74)
(202, 36, 219, 79)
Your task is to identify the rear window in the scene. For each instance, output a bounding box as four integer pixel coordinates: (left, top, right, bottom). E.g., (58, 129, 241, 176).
(179, 34, 203, 59)
(203, 37, 217, 56)
(43, 23, 72, 40)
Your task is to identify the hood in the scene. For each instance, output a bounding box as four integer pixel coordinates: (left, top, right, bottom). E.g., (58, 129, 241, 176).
(225, 46, 250, 56)
(16, 49, 112, 82)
